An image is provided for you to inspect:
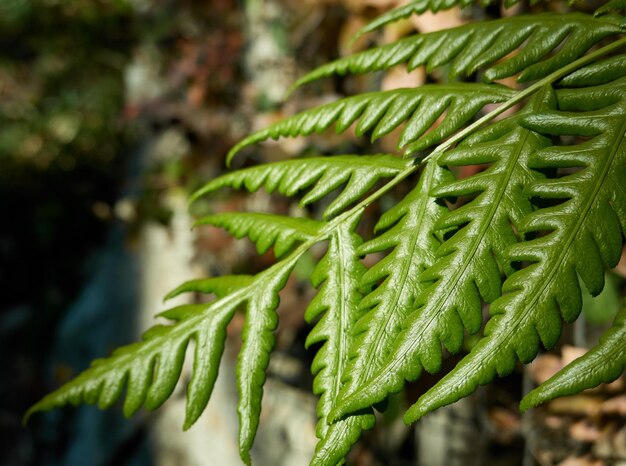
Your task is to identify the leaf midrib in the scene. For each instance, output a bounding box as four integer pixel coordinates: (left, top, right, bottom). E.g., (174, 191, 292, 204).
(356, 166, 438, 385)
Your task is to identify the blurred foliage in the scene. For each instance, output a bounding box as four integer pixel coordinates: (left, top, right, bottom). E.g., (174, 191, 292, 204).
(0, 0, 137, 311)
(0, 0, 134, 179)
(0, 2, 137, 464)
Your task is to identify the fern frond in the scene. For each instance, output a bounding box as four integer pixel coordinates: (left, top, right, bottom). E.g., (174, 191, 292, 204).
(192, 154, 409, 219)
(350, 0, 534, 44)
(350, 0, 476, 44)
(292, 13, 622, 91)
(195, 212, 324, 257)
(521, 302, 626, 410)
(402, 77, 626, 422)
(25, 301, 236, 425)
(237, 258, 298, 464)
(228, 84, 515, 164)
(305, 216, 376, 466)
(27, 5, 626, 465)
(332, 88, 553, 418)
(26, 252, 300, 466)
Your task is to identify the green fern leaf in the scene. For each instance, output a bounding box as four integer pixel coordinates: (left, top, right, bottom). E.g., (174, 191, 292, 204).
(349, 0, 542, 44)
(164, 275, 254, 301)
(317, 160, 447, 420)
(25, 301, 237, 427)
(228, 84, 515, 164)
(350, 0, 479, 44)
(521, 302, 626, 410)
(403, 77, 626, 422)
(292, 13, 622, 91)
(192, 154, 409, 219)
(195, 212, 324, 257)
(27, 5, 626, 465)
(595, 0, 626, 17)
(237, 258, 298, 464)
(305, 216, 376, 466)
(26, 253, 300, 466)
(560, 54, 626, 87)
(333, 88, 552, 418)
(318, 161, 452, 460)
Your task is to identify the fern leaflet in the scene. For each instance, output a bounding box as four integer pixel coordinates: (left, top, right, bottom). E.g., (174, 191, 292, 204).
(228, 84, 515, 164)
(164, 275, 255, 301)
(292, 13, 623, 92)
(192, 154, 409, 219)
(521, 301, 626, 410)
(305, 216, 376, 466)
(195, 212, 323, 257)
(350, 0, 535, 44)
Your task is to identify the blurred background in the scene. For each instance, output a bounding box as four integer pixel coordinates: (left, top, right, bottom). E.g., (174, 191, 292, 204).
(1, 1, 624, 465)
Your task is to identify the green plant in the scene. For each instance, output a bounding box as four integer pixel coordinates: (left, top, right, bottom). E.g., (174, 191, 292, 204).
(27, 1, 626, 464)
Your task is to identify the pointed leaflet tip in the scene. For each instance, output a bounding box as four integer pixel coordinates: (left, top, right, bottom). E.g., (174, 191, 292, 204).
(225, 145, 240, 168)
(284, 82, 298, 100)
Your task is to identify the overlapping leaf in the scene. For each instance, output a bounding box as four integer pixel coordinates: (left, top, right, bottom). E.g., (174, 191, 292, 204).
(292, 13, 622, 91)
(304, 216, 375, 466)
(333, 89, 552, 418)
(521, 302, 626, 410)
(192, 154, 409, 219)
(401, 77, 626, 422)
(196, 212, 323, 257)
(320, 161, 451, 453)
(228, 84, 515, 164)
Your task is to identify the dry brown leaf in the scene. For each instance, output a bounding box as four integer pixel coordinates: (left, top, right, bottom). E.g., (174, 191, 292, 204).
(562, 346, 589, 366)
(528, 354, 563, 384)
(558, 455, 604, 466)
(548, 395, 604, 416)
(569, 420, 602, 443)
(593, 423, 622, 460)
(487, 407, 520, 443)
(381, 66, 425, 91)
(613, 426, 626, 459)
(544, 415, 566, 430)
(599, 396, 626, 417)
(410, 8, 465, 34)
(605, 377, 625, 394)
(613, 245, 626, 278)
